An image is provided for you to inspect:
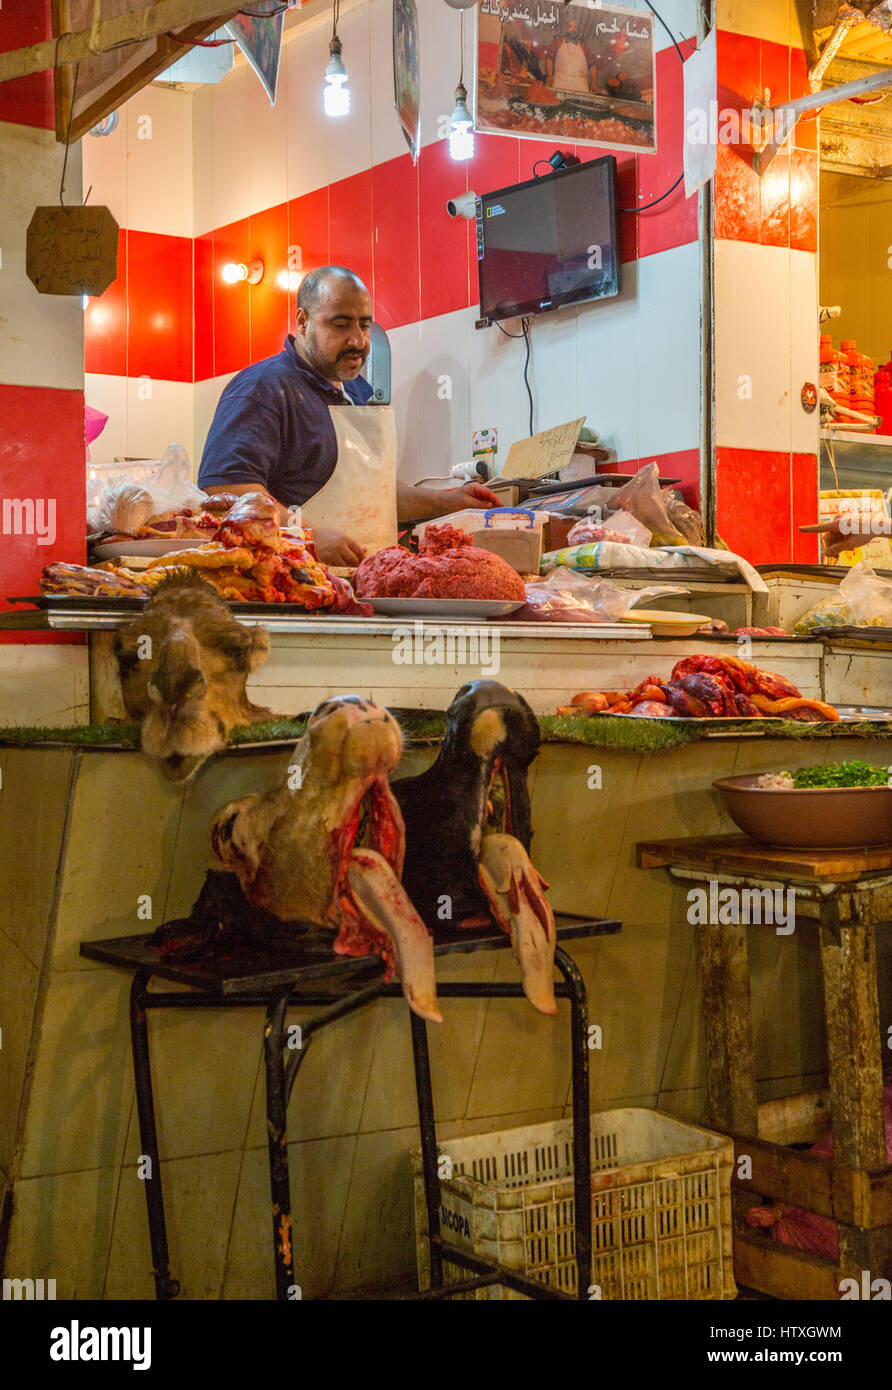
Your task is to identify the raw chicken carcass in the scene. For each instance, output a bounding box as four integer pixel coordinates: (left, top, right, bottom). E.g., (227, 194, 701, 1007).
(214, 491, 282, 550)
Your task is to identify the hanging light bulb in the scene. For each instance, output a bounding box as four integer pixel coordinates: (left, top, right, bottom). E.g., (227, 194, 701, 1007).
(449, 10, 474, 161)
(323, 2, 349, 118)
(449, 83, 474, 160)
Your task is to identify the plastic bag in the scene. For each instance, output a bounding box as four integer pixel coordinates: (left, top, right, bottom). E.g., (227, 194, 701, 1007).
(567, 508, 651, 547)
(88, 443, 205, 534)
(794, 559, 892, 634)
(612, 463, 686, 546)
(514, 566, 686, 623)
(663, 490, 707, 547)
(526, 484, 622, 518)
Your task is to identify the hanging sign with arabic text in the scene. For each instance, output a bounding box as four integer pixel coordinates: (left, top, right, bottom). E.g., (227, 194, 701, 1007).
(476, 0, 656, 152)
(26, 206, 119, 297)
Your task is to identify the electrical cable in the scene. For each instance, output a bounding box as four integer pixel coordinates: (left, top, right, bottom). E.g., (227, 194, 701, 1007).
(240, 3, 291, 16)
(521, 317, 533, 436)
(533, 159, 553, 177)
(494, 316, 534, 434)
(59, 60, 79, 209)
(639, 0, 685, 65)
(169, 1, 291, 44)
(618, 171, 684, 214)
(167, 35, 236, 47)
(460, 9, 465, 88)
(617, 0, 689, 215)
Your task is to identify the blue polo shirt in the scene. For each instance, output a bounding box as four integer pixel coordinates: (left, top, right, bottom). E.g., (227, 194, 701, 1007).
(198, 335, 373, 507)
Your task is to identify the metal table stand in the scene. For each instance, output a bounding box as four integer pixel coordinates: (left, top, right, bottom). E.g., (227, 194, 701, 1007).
(81, 914, 620, 1302)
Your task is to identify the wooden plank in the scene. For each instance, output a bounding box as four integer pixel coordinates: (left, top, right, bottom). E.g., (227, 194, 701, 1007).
(732, 1135, 892, 1226)
(699, 918, 759, 1136)
(819, 899, 888, 1172)
(757, 1090, 831, 1145)
(837, 1221, 892, 1280)
(733, 1232, 845, 1301)
(52, 1, 239, 143)
(0, 0, 240, 83)
(637, 834, 892, 882)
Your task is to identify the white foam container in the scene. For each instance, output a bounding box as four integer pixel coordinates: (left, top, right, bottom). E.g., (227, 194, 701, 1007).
(413, 509, 549, 544)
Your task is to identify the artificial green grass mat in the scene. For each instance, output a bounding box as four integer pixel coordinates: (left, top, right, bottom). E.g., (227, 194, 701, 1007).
(3, 714, 892, 752)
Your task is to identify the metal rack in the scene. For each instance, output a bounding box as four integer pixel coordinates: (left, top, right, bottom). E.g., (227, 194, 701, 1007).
(81, 914, 620, 1301)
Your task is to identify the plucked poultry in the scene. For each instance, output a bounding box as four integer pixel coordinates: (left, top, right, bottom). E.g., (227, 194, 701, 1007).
(158, 695, 441, 1022)
(391, 681, 557, 1016)
(559, 655, 840, 722)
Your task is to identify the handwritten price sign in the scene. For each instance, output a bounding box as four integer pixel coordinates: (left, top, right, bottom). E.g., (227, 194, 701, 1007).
(26, 205, 119, 297)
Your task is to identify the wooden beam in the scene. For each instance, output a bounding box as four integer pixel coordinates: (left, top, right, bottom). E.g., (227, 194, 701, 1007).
(0, 0, 240, 84)
(732, 1134, 892, 1225)
(733, 1231, 844, 1300)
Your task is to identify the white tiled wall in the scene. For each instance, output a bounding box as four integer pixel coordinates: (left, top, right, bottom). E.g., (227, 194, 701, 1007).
(0, 647, 89, 727)
(82, 87, 194, 239)
(85, 374, 195, 467)
(188, 0, 701, 238)
(0, 124, 84, 392)
(373, 240, 703, 487)
(715, 240, 820, 457)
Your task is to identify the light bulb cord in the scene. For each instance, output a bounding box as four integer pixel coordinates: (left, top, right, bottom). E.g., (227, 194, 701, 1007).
(332, 0, 340, 43)
(459, 9, 464, 89)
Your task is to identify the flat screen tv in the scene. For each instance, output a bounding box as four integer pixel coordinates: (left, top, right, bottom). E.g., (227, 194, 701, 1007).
(476, 154, 620, 324)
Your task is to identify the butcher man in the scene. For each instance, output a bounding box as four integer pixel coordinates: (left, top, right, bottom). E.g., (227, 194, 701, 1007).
(544, 15, 598, 95)
(198, 264, 498, 566)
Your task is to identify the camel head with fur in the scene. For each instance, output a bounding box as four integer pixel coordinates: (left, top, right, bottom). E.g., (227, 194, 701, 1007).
(114, 569, 271, 782)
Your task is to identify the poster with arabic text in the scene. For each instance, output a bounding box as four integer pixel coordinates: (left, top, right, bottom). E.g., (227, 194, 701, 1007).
(476, 1, 656, 152)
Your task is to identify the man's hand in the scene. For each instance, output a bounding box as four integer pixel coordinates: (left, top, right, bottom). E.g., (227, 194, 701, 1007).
(395, 479, 502, 522)
(313, 526, 366, 567)
(447, 482, 502, 511)
(800, 519, 888, 558)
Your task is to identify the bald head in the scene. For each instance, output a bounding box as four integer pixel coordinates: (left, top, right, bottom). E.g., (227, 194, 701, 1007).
(294, 265, 372, 383)
(298, 265, 368, 314)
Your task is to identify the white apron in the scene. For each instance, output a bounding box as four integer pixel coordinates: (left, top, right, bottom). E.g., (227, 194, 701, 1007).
(301, 404, 398, 555)
(553, 40, 591, 94)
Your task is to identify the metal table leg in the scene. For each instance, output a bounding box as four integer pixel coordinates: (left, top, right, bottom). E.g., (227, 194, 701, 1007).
(409, 1009, 443, 1289)
(264, 988, 296, 1300)
(129, 971, 180, 1300)
(554, 946, 591, 1300)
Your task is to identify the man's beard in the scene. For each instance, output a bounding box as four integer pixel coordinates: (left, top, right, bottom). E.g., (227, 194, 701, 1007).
(304, 330, 367, 381)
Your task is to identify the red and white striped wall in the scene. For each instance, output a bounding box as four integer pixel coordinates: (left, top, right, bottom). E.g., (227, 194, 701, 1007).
(713, 0, 821, 565)
(83, 0, 704, 503)
(0, 2, 88, 697)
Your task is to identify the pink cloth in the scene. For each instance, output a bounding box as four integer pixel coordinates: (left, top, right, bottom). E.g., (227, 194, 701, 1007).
(85, 404, 108, 461)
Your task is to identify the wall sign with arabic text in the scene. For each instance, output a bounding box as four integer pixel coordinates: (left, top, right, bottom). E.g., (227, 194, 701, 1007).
(476, 0, 656, 152)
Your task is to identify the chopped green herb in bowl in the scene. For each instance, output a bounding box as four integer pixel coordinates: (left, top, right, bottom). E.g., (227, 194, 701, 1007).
(789, 761, 891, 789)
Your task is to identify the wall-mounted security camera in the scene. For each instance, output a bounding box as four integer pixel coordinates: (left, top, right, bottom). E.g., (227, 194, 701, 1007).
(446, 190, 478, 220)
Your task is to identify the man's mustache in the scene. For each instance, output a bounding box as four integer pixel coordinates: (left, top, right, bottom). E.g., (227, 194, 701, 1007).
(338, 347, 367, 360)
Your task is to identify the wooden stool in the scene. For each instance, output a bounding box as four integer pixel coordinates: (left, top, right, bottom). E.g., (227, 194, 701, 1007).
(637, 834, 892, 1300)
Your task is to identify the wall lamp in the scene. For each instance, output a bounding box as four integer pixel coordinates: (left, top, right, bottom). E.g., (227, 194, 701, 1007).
(222, 259, 264, 285)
